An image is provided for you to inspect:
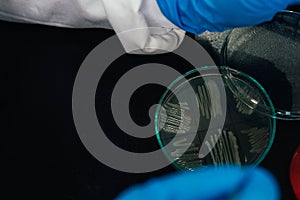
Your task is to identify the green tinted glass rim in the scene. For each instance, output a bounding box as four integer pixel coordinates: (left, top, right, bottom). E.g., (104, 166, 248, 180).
(221, 10, 300, 120)
(155, 66, 276, 171)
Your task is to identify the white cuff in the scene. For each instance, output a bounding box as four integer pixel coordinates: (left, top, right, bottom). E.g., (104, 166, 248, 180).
(102, 0, 185, 54)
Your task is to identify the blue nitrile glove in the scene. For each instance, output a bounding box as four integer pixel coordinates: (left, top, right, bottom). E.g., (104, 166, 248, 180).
(116, 166, 280, 200)
(156, 0, 300, 34)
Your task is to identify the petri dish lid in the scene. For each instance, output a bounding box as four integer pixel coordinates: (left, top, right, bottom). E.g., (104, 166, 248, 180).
(155, 66, 276, 171)
(221, 10, 300, 120)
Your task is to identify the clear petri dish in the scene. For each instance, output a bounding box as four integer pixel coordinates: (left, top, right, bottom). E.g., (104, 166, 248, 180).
(221, 10, 300, 120)
(155, 66, 276, 171)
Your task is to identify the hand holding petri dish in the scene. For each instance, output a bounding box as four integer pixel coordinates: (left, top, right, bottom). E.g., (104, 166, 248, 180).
(155, 10, 300, 171)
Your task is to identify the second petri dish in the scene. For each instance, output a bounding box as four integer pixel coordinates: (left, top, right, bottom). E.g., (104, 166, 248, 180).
(221, 10, 300, 120)
(155, 66, 276, 171)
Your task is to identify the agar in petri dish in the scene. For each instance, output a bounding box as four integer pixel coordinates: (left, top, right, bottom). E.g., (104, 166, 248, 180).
(221, 10, 300, 120)
(155, 66, 276, 171)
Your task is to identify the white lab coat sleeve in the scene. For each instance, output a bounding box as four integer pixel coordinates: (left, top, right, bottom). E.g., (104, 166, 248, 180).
(101, 0, 186, 54)
(0, 0, 112, 28)
(0, 0, 185, 54)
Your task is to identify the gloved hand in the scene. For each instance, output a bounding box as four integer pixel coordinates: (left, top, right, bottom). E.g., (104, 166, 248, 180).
(116, 166, 280, 200)
(156, 0, 300, 34)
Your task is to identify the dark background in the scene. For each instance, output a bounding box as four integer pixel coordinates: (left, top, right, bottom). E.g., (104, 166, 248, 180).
(0, 8, 299, 199)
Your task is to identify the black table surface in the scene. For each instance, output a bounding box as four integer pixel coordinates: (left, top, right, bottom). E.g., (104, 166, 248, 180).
(0, 18, 299, 200)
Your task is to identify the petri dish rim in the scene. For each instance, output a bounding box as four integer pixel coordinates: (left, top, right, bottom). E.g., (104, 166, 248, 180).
(220, 10, 300, 120)
(155, 66, 276, 171)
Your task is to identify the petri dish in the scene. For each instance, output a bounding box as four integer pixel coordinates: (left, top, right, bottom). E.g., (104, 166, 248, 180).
(155, 66, 276, 171)
(221, 10, 300, 120)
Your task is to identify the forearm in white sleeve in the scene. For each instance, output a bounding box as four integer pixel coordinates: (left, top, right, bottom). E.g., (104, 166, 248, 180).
(0, 0, 112, 28)
(0, 0, 185, 54)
